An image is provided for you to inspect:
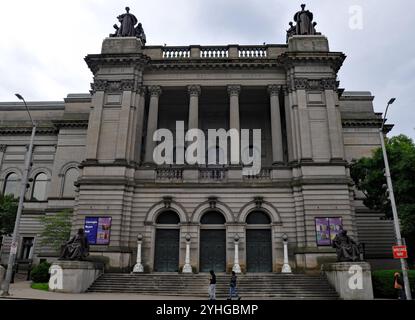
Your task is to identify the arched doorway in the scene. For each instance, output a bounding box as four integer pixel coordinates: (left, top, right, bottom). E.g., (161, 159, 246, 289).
(199, 211, 226, 272)
(246, 211, 272, 272)
(154, 210, 180, 272)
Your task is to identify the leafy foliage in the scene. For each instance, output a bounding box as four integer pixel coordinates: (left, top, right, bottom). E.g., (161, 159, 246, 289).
(39, 210, 72, 251)
(30, 261, 51, 283)
(0, 193, 18, 236)
(372, 270, 415, 298)
(351, 135, 415, 262)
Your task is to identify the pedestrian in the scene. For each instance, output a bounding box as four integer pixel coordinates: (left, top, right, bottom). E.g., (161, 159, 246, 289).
(228, 271, 241, 300)
(394, 272, 406, 300)
(208, 270, 216, 300)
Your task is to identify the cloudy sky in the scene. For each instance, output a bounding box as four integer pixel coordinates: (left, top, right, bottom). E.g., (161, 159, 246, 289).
(0, 0, 414, 138)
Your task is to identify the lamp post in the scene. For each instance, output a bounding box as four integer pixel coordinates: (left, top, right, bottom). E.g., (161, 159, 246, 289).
(182, 234, 192, 273)
(1, 94, 36, 296)
(379, 98, 412, 300)
(281, 234, 292, 273)
(232, 234, 241, 274)
(133, 234, 144, 273)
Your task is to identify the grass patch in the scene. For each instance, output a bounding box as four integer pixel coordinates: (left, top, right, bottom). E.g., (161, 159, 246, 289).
(31, 283, 49, 291)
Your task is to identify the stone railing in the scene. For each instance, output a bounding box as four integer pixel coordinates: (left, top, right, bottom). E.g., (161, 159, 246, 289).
(199, 167, 227, 181)
(243, 168, 271, 181)
(238, 46, 267, 58)
(162, 46, 191, 59)
(146, 44, 285, 60)
(156, 167, 184, 181)
(200, 46, 229, 58)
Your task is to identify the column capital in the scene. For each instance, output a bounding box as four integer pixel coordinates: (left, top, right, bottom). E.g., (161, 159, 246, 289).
(0, 144, 6, 153)
(267, 84, 282, 96)
(148, 85, 162, 97)
(188, 85, 201, 97)
(137, 85, 147, 96)
(227, 85, 241, 97)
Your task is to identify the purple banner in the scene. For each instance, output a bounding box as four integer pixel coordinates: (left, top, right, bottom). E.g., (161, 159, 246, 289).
(84, 217, 112, 245)
(329, 217, 343, 241)
(315, 218, 331, 246)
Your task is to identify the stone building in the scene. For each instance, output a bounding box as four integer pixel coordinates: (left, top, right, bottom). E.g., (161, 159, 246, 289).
(0, 7, 396, 273)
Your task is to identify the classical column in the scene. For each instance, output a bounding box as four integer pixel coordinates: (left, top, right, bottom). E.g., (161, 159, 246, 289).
(268, 85, 284, 165)
(132, 86, 147, 165)
(144, 86, 162, 164)
(281, 234, 292, 273)
(182, 234, 192, 273)
(232, 234, 242, 274)
(228, 85, 241, 132)
(133, 234, 144, 273)
(188, 85, 201, 130)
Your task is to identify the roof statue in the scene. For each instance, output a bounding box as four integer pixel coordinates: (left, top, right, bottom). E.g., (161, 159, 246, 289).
(110, 7, 147, 45)
(287, 4, 321, 42)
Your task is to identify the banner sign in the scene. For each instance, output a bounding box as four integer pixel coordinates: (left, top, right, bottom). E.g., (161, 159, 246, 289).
(315, 217, 343, 246)
(84, 217, 112, 245)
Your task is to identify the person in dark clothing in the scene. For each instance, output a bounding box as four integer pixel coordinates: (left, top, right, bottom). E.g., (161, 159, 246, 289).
(227, 271, 241, 300)
(209, 270, 216, 300)
(394, 272, 406, 300)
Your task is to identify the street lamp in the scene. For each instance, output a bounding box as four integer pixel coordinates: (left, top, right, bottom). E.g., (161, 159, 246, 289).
(379, 98, 412, 300)
(0, 94, 36, 296)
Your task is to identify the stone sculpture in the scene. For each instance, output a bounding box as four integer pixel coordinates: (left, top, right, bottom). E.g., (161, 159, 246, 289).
(59, 228, 89, 261)
(332, 230, 362, 262)
(110, 7, 147, 44)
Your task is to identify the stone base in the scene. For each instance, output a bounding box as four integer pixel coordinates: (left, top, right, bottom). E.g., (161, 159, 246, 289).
(322, 262, 374, 300)
(48, 261, 103, 294)
(102, 37, 143, 54)
(288, 35, 329, 52)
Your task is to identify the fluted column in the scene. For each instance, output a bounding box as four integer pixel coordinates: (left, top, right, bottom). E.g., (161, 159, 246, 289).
(188, 85, 201, 130)
(268, 85, 284, 165)
(144, 86, 162, 164)
(227, 85, 241, 132)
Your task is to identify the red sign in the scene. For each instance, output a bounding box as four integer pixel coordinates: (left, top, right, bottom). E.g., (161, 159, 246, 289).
(393, 246, 408, 259)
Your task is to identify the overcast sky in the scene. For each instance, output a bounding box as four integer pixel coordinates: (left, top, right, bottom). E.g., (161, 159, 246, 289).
(0, 0, 414, 138)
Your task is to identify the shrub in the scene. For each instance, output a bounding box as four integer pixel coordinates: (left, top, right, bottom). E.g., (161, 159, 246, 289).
(372, 270, 415, 299)
(30, 262, 51, 283)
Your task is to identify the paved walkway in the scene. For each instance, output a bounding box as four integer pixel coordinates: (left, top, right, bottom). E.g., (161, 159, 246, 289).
(1, 281, 205, 300)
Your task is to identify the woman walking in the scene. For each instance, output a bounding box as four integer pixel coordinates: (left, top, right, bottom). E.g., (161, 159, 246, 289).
(208, 270, 216, 300)
(228, 271, 241, 300)
(394, 272, 406, 300)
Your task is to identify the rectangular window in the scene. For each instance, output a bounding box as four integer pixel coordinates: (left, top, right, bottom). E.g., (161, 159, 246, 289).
(315, 217, 343, 246)
(20, 237, 34, 260)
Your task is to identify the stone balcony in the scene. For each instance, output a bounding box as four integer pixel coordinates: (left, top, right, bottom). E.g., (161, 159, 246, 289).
(136, 166, 291, 184)
(143, 44, 287, 60)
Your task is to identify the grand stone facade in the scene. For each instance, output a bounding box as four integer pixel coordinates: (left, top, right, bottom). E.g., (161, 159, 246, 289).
(0, 18, 397, 273)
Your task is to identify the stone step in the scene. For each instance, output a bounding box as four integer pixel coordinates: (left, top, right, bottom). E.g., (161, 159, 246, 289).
(88, 273, 339, 299)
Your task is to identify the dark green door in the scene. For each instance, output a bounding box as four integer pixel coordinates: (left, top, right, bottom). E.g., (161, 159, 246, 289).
(246, 229, 272, 272)
(200, 230, 226, 272)
(154, 229, 180, 272)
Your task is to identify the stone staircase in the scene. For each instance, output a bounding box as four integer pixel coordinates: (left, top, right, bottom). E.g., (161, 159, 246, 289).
(88, 273, 339, 300)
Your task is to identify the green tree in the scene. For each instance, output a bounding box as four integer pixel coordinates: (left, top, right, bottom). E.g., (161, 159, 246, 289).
(350, 134, 415, 263)
(39, 210, 72, 251)
(0, 193, 18, 236)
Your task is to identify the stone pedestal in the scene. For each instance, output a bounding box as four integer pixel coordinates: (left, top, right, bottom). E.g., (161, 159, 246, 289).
(288, 35, 329, 52)
(48, 261, 103, 294)
(101, 37, 143, 54)
(322, 262, 374, 300)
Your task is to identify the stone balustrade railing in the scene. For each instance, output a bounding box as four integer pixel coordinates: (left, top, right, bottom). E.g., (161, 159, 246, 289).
(147, 44, 285, 60)
(243, 168, 271, 181)
(199, 167, 227, 181)
(156, 167, 184, 181)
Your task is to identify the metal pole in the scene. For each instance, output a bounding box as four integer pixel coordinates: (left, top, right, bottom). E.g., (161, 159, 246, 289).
(378, 101, 412, 299)
(1, 96, 36, 296)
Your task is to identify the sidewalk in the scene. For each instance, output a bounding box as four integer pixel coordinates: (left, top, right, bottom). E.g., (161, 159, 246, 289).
(1, 281, 204, 300)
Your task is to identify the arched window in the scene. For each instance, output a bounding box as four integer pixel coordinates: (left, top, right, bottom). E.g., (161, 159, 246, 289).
(246, 211, 271, 224)
(201, 211, 226, 224)
(62, 168, 79, 198)
(32, 173, 49, 201)
(3, 173, 20, 198)
(156, 211, 180, 224)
